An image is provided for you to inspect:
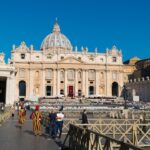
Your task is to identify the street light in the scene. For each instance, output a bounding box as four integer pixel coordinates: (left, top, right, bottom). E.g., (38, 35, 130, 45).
(123, 85, 128, 109)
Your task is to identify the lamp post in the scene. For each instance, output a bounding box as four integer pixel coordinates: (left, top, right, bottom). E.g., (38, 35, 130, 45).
(123, 85, 128, 109)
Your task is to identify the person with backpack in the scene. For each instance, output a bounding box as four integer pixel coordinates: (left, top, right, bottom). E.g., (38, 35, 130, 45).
(48, 109, 57, 139)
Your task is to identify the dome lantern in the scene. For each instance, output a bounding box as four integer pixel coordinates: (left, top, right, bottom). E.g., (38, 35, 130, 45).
(52, 18, 60, 33)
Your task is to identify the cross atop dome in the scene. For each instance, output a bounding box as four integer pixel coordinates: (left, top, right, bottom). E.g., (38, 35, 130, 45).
(52, 18, 60, 33)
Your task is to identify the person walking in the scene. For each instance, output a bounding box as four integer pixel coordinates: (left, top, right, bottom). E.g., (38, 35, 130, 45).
(56, 111, 64, 139)
(81, 109, 88, 128)
(49, 109, 57, 138)
(30, 105, 42, 136)
(18, 105, 26, 127)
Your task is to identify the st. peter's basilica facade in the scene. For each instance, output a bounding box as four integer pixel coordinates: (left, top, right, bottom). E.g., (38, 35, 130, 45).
(0, 20, 135, 105)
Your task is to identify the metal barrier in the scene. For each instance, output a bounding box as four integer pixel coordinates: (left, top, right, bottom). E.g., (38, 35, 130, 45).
(62, 124, 144, 150)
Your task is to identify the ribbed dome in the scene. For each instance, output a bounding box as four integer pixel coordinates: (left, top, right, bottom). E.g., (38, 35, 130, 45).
(41, 21, 72, 51)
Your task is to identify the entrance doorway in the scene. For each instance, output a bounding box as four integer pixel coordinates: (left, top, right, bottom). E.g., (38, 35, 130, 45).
(78, 90, 82, 96)
(112, 82, 118, 96)
(19, 80, 26, 98)
(89, 86, 94, 95)
(46, 86, 52, 96)
(0, 77, 6, 104)
(68, 86, 74, 97)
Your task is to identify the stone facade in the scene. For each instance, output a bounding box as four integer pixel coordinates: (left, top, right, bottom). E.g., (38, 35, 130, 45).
(9, 21, 129, 100)
(126, 58, 150, 101)
(0, 53, 16, 105)
(127, 77, 150, 101)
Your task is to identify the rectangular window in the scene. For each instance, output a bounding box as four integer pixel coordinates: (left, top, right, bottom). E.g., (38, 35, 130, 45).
(46, 86, 52, 96)
(112, 57, 117, 62)
(61, 56, 64, 60)
(60, 89, 64, 95)
(78, 90, 82, 96)
(100, 58, 104, 62)
(21, 54, 25, 59)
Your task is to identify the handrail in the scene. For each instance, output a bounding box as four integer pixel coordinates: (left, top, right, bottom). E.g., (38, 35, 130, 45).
(41, 114, 150, 147)
(62, 124, 144, 150)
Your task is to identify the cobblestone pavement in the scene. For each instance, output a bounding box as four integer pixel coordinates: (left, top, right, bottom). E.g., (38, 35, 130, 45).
(0, 111, 61, 150)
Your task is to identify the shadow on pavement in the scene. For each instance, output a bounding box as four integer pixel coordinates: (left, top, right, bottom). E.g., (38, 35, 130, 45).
(15, 125, 22, 129)
(24, 130, 35, 135)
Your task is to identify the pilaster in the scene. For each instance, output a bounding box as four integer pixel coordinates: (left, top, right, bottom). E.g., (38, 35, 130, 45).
(57, 69, 60, 95)
(96, 70, 99, 95)
(82, 70, 85, 96)
(29, 69, 34, 96)
(53, 69, 56, 96)
(42, 69, 45, 96)
(85, 70, 88, 97)
(64, 69, 68, 96)
(75, 69, 78, 96)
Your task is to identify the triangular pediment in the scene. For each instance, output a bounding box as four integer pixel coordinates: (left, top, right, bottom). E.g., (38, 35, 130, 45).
(57, 56, 86, 64)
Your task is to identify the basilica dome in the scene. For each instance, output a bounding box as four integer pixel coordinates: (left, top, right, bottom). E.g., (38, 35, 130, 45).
(41, 21, 72, 51)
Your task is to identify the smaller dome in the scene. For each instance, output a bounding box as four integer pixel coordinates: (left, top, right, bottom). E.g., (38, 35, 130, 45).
(41, 20, 72, 51)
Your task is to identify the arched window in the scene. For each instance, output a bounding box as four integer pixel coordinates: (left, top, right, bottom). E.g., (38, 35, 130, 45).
(88, 70, 95, 80)
(112, 57, 117, 62)
(19, 80, 26, 96)
(19, 69, 25, 78)
(112, 82, 118, 96)
(46, 86, 52, 96)
(35, 71, 39, 78)
(67, 70, 74, 80)
(89, 86, 94, 95)
(35, 87, 39, 95)
(78, 71, 82, 79)
(100, 72, 104, 79)
(60, 89, 64, 95)
(78, 90, 82, 96)
(46, 69, 53, 79)
(60, 71, 64, 80)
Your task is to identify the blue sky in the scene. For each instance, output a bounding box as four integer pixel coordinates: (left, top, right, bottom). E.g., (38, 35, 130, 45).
(0, 0, 150, 61)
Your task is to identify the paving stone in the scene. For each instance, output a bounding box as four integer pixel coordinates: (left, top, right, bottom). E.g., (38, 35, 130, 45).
(0, 111, 60, 150)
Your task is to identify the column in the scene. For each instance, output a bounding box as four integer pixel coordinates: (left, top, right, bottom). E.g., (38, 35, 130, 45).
(11, 73, 17, 104)
(53, 69, 56, 96)
(10, 74, 15, 105)
(57, 69, 60, 95)
(75, 69, 78, 96)
(29, 69, 34, 96)
(42, 69, 45, 96)
(96, 70, 99, 95)
(27, 69, 30, 99)
(14, 73, 18, 101)
(118, 71, 123, 97)
(85, 70, 88, 97)
(64, 69, 68, 97)
(6, 77, 10, 105)
(106, 70, 110, 96)
(82, 70, 85, 96)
